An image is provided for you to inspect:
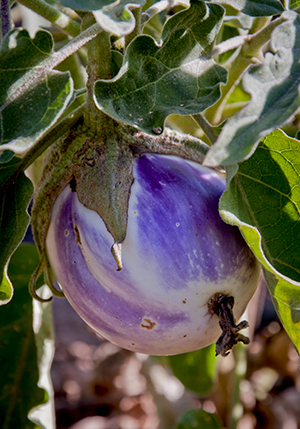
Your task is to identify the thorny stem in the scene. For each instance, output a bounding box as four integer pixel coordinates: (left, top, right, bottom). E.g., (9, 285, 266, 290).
(208, 293, 250, 357)
(1, 0, 11, 39)
(18, 0, 81, 37)
(206, 15, 288, 124)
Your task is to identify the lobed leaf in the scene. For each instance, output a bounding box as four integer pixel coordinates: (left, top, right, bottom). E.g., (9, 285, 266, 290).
(94, 0, 227, 134)
(177, 409, 222, 429)
(219, 130, 300, 352)
(0, 244, 54, 428)
(168, 345, 217, 396)
(211, 0, 284, 16)
(0, 29, 73, 154)
(93, 0, 146, 37)
(204, 11, 300, 167)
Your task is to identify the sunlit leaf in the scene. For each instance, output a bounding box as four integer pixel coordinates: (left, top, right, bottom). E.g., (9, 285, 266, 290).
(219, 129, 300, 352)
(94, 1, 227, 134)
(264, 269, 300, 354)
(204, 11, 300, 167)
(0, 266, 13, 305)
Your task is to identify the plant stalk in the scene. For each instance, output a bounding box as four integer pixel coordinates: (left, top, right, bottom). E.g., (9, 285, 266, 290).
(18, 0, 81, 37)
(1, 0, 11, 39)
(193, 113, 218, 145)
(82, 14, 113, 134)
(228, 342, 247, 429)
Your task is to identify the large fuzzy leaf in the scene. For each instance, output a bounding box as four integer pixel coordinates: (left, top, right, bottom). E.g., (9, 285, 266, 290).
(0, 29, 73, 154)
(0, 244, 54, 428)
(94, 1, 227, 134)
(219, 130, 300, 352)
(211, 0, 284, 16)
(204, 11, 300, 167)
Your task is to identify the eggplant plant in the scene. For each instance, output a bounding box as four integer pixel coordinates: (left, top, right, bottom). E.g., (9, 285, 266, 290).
(1, 0, 300, 428)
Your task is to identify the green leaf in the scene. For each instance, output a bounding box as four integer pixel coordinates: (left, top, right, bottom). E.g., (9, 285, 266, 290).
(0, 244, 54, 429)
(59, 0, 147, 35)
(219, 129, 300, 352)
(0, 28, 73, 154)
(0, 267, 13, 305)
(212, 0, 284, 16)
(264, 269, 300, 354)
(204, 11, 300, 167)
(94, 1, 227, 135)
(93, 0, 146, 37)
(0, 172, 33, 295)
(168, 345, 217, 396)
(177, 409, 222, 429)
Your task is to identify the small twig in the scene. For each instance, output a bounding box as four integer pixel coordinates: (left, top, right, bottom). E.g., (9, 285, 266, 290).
(1, 0, 11, 39)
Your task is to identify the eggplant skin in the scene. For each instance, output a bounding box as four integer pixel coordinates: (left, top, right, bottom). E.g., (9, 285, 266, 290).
(46, 154, 260, 356)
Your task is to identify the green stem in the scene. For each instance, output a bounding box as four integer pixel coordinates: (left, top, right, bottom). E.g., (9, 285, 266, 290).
(1, 0, 11, 39)
(18, 0, 81, 37)
(206, 15, 288, 124)
(82, 14, 113, 134)
(125, 7, 142, 48)
(193, 113, 218, 145)
(228, 342, 247, 429)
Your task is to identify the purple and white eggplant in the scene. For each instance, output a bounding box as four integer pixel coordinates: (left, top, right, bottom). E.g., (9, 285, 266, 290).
(46, 153, 260, 356)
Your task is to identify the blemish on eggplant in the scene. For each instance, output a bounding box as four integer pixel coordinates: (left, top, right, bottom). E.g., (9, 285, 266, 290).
(74, 224, 81, 245)
(141, 318, 156, 330)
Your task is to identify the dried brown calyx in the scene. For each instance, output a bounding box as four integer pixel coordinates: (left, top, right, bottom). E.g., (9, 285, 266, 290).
(208, 293, 250, 357)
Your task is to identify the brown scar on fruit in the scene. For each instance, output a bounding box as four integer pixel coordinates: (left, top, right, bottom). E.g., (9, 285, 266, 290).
(141, 318, 156, 330)
(74, 224, 81, 245)
(207, 292, 250, 357)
